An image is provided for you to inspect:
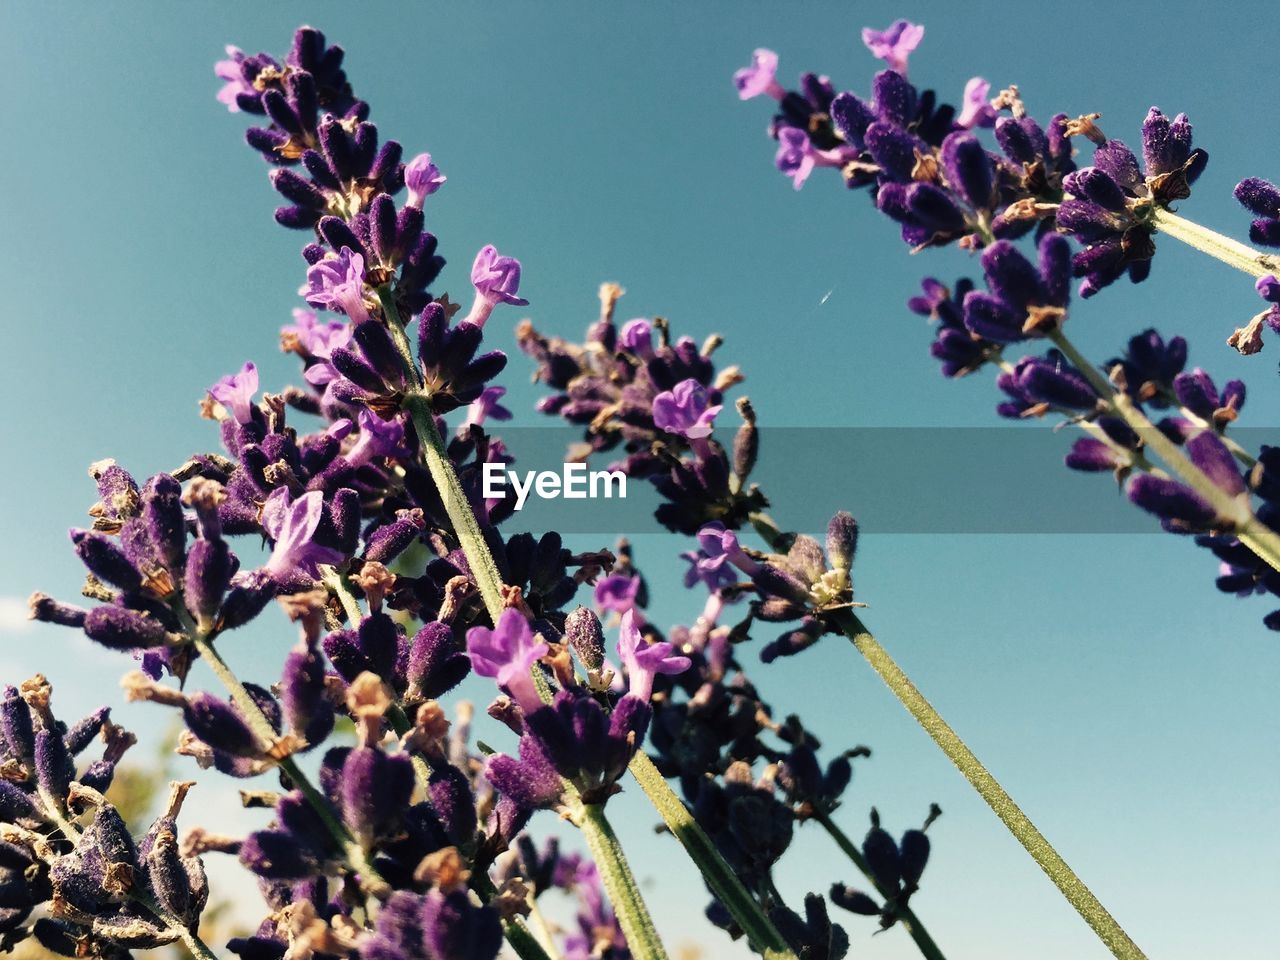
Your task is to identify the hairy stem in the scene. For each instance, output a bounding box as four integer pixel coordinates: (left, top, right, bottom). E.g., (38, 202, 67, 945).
(574, 801, 671, 960)
(1150, 208, 1280, 279)
(629, 752, 799, 960)
(830, 609, 1147, 960)
(1047, 329, 1280, 573)
(402, 390, 509, 620)
(812, 810, 945, 960)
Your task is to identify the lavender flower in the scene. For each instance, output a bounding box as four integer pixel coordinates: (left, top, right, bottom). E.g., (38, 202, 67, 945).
(861, 20, 924, 75)
(462, 244, 528, 328)
(302, 246, 374, 324)
(466, 609, 549, 714)
(208, 362, 260, 425)
(1234, 177, 1280, 246)
(405, 152, 447, 208)
(652, 379, 722, 440)
(734, 48, 785, 101)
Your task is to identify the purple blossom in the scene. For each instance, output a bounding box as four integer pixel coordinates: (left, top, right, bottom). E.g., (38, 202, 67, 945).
(405, 152, 446, 208)
(213, 46, 253, 112)
(462, 245, 529, 328)
(618, 318, 655, 360)
(861, 19, 924, 75)
(594, 573, 640, 617)
(696, 521, 761, 576)
(464, 386, 513, 429)
(346, 408, 408, 466)
(734, 48, 785, 101)
(466, 609, 548, 714)
(301, 246, 373, 325)
(955, 77, 996, 129)
(282, 308, 351, 359)
(208, 362, 259, 424)
(617, 610, 690, 702)
(774, 128, 855, 190)
(260, 488, 344, 580)
(653, 379, 721, 440)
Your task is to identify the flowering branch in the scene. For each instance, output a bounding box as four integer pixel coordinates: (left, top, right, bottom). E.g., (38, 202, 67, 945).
(812, 810, 944, 960)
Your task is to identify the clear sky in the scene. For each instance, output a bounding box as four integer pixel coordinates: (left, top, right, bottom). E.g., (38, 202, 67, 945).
(2, 2, 1278, 958)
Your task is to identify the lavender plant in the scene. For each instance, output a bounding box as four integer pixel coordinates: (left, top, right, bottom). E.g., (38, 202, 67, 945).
(727, 15, 1280, 960)
(2, 24, 965, 960)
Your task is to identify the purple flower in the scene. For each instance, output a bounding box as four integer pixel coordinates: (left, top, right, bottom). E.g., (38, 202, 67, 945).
(734, 48, 785, 101)
(962, 234, 1072, 343)
(281, 308, 351, 359)
(466, 609, 548, 714)
(208, 362, 259, 424)
(346, 408, 407, 466)
(696, 522, 761, 576)
(213, 46, 253, 112)
(861, 19, 924, 75)
(776, 128, 818, 190)
(260, 488, 344, 579)
(618, 318, 655, 360)
(653, 379, 722, 440)
(405, 152, 446, 208)
(955, 77, 996, 130)
(301, 247, 373, 325)
(617, 610, 690, 702)
(593, 573, 640, 617)
(462, 245, 528, 328)
(463, 386, 512, 429)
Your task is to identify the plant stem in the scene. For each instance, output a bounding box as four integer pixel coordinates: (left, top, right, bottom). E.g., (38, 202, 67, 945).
(402, 390, 509, 620)
(812, 810, 945, 960)
(574, 801, 671, 960)
(628, 752, 799, 960)
(1047, 329, 1280, 573)
(829, 608, 1147, 960)
(1150, 208, 1280, 279)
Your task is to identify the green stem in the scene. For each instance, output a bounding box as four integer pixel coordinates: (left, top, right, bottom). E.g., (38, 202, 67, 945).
(629, 752, 799, 960)
(812, 810, 945, 960)
(403, 390, 509, 620)
(1150, 208, 1280, 279)
(830, 609, 1147, 960)
(1048, 329, 1280, 573)
(574, 801, 671, 960)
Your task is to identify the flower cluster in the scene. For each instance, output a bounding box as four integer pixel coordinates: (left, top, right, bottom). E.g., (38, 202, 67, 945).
(0, 675, 210, 953)
(737, 19, 1280, 633)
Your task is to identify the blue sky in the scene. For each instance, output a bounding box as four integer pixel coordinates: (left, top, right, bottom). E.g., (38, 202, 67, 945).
(2, 2, 1278, 958)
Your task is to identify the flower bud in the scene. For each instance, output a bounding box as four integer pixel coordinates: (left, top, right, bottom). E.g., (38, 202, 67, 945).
(70, 530, 142, 592)
(35, 729, 74, 802)
(183, 694, 262, 758)
(825, 512, 858, 575)
(406, 621, 469, 699)
(85, 606, 172, 650)
(563, 606, 605, 673)
(0, 687, 34, 761)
